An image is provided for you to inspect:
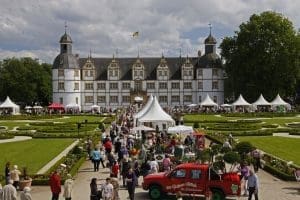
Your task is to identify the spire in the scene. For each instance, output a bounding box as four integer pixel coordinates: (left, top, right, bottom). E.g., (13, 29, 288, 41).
(208, 23, 212, 35)
(162, 52, 164, 58)
(64, 21, 68, 34)
(89, 48, 92, 59)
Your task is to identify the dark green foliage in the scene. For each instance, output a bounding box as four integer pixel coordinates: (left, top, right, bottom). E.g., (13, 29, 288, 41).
(220, 11, 300, 101)
(0, 57, 52, 105)
(234, 141, 254, 155)
(193, 122, 199, 129)
(223, 151, 240, 164)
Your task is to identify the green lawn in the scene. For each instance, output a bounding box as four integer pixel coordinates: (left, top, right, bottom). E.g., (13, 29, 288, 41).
(0, 139, 74, 175)
(0, 121, 31, 130)
(50, 115, 105, 123)
(238, 136, 300, 166)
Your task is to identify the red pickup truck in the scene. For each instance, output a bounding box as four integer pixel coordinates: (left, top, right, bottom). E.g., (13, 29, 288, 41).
(142, 163, 241, 200)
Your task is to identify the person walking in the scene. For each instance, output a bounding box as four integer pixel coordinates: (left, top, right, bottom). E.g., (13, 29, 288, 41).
(101, 177, 114, 200)
(110, 177, 120, 200)
(125, 168, 137, 200)
(10, 165, 21, 190)
(49, 171, 61, 200)
(247, 170, 259, 200)
(5, 162, 10, 185)
(20, 186, 32, 200)
(90, 178, 100, 200)
(92, 147, 101, 172)
(63, 174, 73, 200)
(2, 180, 17, 200)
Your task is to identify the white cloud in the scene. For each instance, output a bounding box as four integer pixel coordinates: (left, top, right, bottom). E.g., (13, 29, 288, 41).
(0, 0, 299, 63)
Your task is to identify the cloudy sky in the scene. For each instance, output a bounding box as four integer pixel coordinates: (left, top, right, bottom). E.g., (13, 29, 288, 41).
(0, 0, 299, 63)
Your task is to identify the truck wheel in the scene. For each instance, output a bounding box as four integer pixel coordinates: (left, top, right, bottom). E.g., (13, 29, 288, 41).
(149, 185, 162, 200)
(211, 189, 225, 200)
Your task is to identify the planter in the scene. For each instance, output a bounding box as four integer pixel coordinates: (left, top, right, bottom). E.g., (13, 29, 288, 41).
(19, 178, 32, 190)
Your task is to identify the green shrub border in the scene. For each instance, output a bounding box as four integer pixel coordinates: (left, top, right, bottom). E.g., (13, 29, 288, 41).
(263, 164, 295, 181)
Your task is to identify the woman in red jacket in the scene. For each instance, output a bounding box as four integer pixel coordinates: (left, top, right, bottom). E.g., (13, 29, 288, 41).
(49, 171, 61, 200)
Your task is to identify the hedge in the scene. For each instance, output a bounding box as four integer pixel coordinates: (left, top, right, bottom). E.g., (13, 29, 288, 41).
(263, 164, 295, 181)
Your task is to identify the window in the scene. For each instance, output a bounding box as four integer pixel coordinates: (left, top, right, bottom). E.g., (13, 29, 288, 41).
(198, 81, 203, 89)
(84, 71, 88, 77)
(188, 70, 192, 76)
(213, 96, 218, 103)
(139, 71, 143, 76)
(109, 70, 113, 77)
(85, 96, 93, 103)
(110, 96, 118, 103)
(159, 96, 167, 103)
(59, 97, 63, 104)
(90, 70, 94, 77)
(122, 82, 131, 89)
(171, 95, 180, 102)
(183, 70, 188, 76)
(75, 97, 78, 104)
(184, 95, 192, 102)
(109, 83, 118, 89)
(58, 69, 64, 77)
(212, 81, 218, 89)
(85, 83, 93, 90)
(198, 69, 203, 77)
(172, 169, 186, 178)
(191, 170, 201, 179)
(97, 96, 105, 103)
(164, 71, 168, 76)
(159, 82, 167, 89)
(183, 82, 192, 89)
(147, 82, 155, 89)
(134, 70, 137, 76)
(97, 83, 106, 90)
(58, 82, 64, 90)
(158, 71, 162, 76)
(212, 69, 218, 76)
(74, 70, 79, 77)
(199, 96, 202, 102)
(171, 82, 180, 89)
(74, 82, 79, 90)
(122, 96, 130, 103)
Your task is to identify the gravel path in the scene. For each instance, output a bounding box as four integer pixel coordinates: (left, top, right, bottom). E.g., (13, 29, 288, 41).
(0, 136, 32, 143)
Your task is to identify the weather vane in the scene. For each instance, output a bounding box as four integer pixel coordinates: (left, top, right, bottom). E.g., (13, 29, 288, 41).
(208, 23, 212, 35)
(64, 21, 68, 33)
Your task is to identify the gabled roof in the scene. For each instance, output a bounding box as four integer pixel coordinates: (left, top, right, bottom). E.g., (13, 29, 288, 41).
(270, 94, 289, 106)
(0, 96, 19, 108)
(138, 96, 175, 123)
(232, 94, 251, 106)
(200, 94, 218, 107)
(252, 94, 270, 106)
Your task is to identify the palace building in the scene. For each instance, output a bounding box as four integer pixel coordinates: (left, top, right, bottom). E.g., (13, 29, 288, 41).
(52, 30, 224, 111)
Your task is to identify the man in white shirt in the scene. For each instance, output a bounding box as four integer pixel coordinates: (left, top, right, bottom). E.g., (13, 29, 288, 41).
(102, 177, 114, 200)
(247, 170, 259, 200)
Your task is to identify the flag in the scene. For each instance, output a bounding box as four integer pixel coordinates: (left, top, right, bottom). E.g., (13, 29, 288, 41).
(132, 31, 139, 38)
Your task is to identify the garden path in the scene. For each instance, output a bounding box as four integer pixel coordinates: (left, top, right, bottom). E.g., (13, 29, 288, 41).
(0, 136, 32, 143)
(37, 139, 79, 174)
(273, 132, 300, 138)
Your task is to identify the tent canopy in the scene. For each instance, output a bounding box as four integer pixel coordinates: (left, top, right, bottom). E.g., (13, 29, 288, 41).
(134, 95, 153, 119)
(200, 94, 218, 107)
(138, 96, 175, 124)
(168, 125, 193, 134)
(232, 94, 251, 106)
(270, 94, 289, 106)
(0, 96, 20, 115)
(252, 94, 270, 106)
(131, 125, 155, 132)
(48, 103, 64, 110)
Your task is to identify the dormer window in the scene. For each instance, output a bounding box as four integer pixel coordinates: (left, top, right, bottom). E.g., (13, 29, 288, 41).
(157, 55, 169, 80)
(83, 56, 95, 80)
(132, 58, 145, 80)
(181, 57, 194, 80)
(107, 56, 120, 80)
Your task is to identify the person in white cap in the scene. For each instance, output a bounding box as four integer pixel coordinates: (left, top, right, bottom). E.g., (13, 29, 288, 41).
(20, 186, 32, 200)
(2, 180, 17, 200)
(63, 174, 74, 200)
(10, 165, 21, 189)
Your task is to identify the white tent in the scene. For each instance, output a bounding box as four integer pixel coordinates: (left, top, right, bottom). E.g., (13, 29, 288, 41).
(66, 103, 81, 113)
(134, 95, 153, 120)
(252, 94, 270, 106)
(232, 94, 251, 106)
(270, 94, 291, 110)
(137, 96, 175, 130)
(232, 94, 251, 112)
(0, 96, 20, 115)
(200, 94, 218, 107)
(131, 125, 155, 132)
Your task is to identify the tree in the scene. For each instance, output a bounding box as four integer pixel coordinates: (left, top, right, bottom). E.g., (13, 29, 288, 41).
(0, 57, 52, 105)
(220, 11, 300, 102)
